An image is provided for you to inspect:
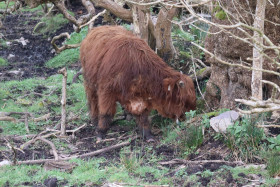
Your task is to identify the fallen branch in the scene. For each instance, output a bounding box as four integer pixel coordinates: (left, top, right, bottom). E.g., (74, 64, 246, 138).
(257, 125, 280, 128)
(37, 137, 59, 160)
(14, 137, 138, 165)
(0, 111, 32, 117)
(0, 116, 16, 122)
(159, 159, 244, 166)
(51, 32, 80, 54)
(235, 98, 280, 114)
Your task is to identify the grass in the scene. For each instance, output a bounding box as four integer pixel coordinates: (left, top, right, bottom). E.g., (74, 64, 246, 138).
(0, 70, 87, 135)
(33, 13, 71, 35)
(0, 156, 171, 186)
(0, 57, 8, 66)
(0, 1, 15, 9)
(45, 26, 88, 68)
(219, 116, 266, 162)
(266, 151, 280, 177)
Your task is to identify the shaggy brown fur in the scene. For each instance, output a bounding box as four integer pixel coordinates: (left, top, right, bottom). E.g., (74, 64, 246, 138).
(80, 25, 196, 140)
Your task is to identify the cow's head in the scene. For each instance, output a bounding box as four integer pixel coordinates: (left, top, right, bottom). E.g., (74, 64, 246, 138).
(160, 74, 196, 122)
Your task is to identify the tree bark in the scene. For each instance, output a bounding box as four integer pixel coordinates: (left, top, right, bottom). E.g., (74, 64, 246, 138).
(154, 7, 179, 62)
(204, 0, 280, 110)
(251, 0, 266, 100)
(91, 0, 133, 22)
(131, 0, 149, 43)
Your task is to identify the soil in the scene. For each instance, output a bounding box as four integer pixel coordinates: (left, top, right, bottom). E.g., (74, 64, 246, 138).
(0, 12, 67, 81)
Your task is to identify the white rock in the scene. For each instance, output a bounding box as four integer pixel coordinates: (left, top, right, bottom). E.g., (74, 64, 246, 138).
(8, 54, 15, 59)
(0, 160, 11, 167)
(210, 111, 239, 133)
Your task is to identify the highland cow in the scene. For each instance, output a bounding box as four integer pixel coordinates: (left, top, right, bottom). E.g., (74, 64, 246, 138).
(80, 26, 196, 141)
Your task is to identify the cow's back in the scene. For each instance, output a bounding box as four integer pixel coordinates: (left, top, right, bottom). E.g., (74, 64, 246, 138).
(80, 26, 133, 86)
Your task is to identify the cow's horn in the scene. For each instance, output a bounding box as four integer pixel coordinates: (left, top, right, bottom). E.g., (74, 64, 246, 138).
(179, 80, 184, 88)
(168, 85, 171, 91)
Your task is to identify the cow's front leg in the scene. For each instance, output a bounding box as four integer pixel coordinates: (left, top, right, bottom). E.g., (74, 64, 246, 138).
(134, 110, 155, 142)
(96, 114, 113, 141)
(96, 91, 116, 142)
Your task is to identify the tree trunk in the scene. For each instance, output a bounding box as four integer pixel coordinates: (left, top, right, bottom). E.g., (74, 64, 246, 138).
(204, 0, 280, 110)
(154, 7, 179, 62)
(131, 1, 149, 43)
(251, 0, 266, 100)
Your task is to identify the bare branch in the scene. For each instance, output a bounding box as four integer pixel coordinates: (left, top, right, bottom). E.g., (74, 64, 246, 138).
(78, 9, 106, 30)
(191, 42, 280, 76)
(37, 137, 59, 160)
(51, 32, 80, 54)
(58, 68, 67, 136)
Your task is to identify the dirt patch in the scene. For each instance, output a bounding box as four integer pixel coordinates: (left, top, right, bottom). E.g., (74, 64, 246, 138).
(0, 12, 71, 81)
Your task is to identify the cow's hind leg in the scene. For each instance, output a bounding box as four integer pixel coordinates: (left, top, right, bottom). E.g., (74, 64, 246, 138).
(96, 92, 117, 141)
(84, 83, 99, 126)
(134, 110, 155, 142)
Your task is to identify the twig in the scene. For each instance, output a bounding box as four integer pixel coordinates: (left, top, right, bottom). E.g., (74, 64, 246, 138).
(257, 125, 280, 128)
(159, 159, 244, 166)
(58, 68, 67, 136)
(51, 32, 80, 54)
(67, 123, 87, 136)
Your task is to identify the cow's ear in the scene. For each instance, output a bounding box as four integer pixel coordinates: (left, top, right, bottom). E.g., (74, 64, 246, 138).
(163, 78, 173, 92)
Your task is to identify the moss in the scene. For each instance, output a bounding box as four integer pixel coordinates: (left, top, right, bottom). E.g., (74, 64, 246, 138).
(0, 57, 8, 66)
(197, 67, 207, 76)
(180, 51, 191, 58)
(215, 10, 227, 20)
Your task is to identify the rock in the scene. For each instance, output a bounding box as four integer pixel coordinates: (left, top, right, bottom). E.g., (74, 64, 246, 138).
(15, 37, 29, 46)
(43, 177, 58, 187)
(210, 111, 239, 133)
(0, 160, 11, 167)
(7, 54, 15, 60)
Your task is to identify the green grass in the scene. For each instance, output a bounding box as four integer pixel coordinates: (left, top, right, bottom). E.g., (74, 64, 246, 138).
(0, 1, 15, 9)
(0, 57, 8, 66)
(45, 27, 88, 68)
(0, 70, 87, 135)
(34, 13, 71, 35)
(266, 151, 280, 177)
(0, 156, 171, 186)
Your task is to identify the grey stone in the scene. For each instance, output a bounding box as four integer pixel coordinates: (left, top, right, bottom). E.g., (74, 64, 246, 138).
(210, 111, 239, 133)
